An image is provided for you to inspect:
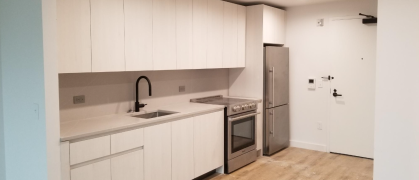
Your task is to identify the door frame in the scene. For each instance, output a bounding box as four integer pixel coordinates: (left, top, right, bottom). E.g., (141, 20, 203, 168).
(326, 15, 372, 153)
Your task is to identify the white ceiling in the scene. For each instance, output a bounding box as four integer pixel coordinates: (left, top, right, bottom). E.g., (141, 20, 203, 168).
(225, 0, 354, 8)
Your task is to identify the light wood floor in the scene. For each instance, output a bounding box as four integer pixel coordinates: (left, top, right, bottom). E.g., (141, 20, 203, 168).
(209, 147, 373, 180)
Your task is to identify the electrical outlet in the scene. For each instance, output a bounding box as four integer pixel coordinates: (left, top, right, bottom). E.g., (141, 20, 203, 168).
(179, 86, 186, 92)
(73, 95, 85, 104)
(317, 122, 323, 130)
(317, 19, 324, 26)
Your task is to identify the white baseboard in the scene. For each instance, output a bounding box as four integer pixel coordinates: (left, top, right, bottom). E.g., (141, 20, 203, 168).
(290, 140, 327, 152)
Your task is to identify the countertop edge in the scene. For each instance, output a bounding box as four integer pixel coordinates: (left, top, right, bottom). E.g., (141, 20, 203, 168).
(60, 106, 224, 142)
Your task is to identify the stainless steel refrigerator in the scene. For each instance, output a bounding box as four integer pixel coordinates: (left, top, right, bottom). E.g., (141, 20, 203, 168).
(263, 46, 290, 156)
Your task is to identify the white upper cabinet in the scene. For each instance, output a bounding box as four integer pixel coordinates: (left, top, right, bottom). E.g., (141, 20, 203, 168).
(237, 5, 246, 67)
(206, 0, 224, 69)
(153, 0, 177, 70)
(57, 0, 91, 73)
(263, 5, 285, 45)
(91, 0, 125, 72)
(192, 0, 208, 69)
(176, 0, 193, 69)
(223, 2, 238, 68)
(57, 0, 246, 73)
(124, 0, 153, 71)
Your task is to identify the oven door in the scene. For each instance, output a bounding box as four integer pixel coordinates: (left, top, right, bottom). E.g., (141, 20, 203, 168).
(228, 110, 258, 160)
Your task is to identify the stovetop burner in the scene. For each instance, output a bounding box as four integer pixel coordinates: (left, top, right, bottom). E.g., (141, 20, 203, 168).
(191, 95, 258, 116)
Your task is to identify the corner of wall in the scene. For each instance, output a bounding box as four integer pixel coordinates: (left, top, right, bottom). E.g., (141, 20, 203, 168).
(0, 1, 6, 178)
(42, 0, 61, 179)
(0, 42, 6, 180)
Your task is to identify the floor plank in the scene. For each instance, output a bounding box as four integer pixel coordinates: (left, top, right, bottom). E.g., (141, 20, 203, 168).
(209, 147, 373, 180)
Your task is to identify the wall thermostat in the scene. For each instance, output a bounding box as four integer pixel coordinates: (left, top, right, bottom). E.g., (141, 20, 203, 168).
(308, 78, 316, 89)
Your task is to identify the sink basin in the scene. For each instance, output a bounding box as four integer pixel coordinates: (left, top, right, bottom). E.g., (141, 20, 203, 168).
(132, 110, 178, 119)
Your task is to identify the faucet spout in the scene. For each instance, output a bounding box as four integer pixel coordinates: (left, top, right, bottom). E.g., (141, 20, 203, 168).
(135, 76, 152, 112)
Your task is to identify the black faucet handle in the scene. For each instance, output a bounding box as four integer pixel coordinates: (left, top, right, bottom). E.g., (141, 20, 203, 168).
(135, 102, 147, 112)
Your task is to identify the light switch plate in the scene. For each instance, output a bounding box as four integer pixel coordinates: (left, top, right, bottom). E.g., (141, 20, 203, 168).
(317, 78, 323, 88)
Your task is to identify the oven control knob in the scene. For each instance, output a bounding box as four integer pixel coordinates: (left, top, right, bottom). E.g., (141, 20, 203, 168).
(251, 103, 256, 108)
(232, 106, 240, 112)
(244, 104, 249, 109)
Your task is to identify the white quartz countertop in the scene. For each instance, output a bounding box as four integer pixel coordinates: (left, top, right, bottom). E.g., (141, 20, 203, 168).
(60, 102, 225, 142)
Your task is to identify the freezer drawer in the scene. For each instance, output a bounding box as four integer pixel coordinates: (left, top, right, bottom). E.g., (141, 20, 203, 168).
(264, 105, 289, 156)
(264, 46, 289, 108)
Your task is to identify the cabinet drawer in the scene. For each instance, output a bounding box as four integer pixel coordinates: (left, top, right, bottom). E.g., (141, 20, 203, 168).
(70, 136, 111, 165)
(111, 128, 144, 154)
(71, 159, 111, 180)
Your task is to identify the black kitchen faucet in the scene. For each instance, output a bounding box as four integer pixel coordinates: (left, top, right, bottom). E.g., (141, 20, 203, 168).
(135, 76, 152, 112)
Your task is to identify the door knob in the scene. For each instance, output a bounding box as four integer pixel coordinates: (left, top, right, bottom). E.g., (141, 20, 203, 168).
(333, 89, 342, 97)
(322, 75, 334, 80)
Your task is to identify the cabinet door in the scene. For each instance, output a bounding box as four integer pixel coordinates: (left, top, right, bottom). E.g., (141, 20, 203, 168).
(263, 5, 285, 44)
(194, 111, 224, 177)
(57, 0, 91, 73)
(144, 123, 172, 180)
(223, 2, 238, 68)
(176, 0, 193, 69)
(192, 0, 207, 69)
(237, 5, 246, 67)
(71, 160, 111, 180)
(111, 150, 144, 180)
(207, 0, 223, 68)
(153, 0, 177, 70)
(91, 0, 125, 72)
(172, 118, 194, 180)
(125, 0, 153, 71)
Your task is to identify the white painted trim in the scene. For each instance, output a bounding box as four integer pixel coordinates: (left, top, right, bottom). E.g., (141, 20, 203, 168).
(42, 0, 61, 179)
(290, 140, 327, 152)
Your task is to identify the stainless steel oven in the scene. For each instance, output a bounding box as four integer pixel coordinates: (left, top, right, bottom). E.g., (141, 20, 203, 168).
(228, 110, 257, 159)
(226, 110, 259, 173)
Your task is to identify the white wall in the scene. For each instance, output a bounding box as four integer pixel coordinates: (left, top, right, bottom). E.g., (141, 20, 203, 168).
(229, 5, 264, 151)
(285, 0, 377, 151)
(374, 0, 419, 179)
(0, 0, 61, 179)
(59, 69, 229, 122)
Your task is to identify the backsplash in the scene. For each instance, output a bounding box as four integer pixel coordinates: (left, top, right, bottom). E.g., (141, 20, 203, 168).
(59, 69, 229, 123)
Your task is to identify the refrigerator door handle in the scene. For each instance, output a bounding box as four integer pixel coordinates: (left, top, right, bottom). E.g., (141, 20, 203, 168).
(272, 67, 275, 107)
(270, 111, 274, 137)
(269, 67, 275, 107)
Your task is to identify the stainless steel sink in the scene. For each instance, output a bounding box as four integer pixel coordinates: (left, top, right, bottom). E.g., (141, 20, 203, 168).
(132, 110, 178, 119)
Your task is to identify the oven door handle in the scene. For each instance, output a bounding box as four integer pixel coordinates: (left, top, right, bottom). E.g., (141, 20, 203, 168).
(229, 112, 260, 122)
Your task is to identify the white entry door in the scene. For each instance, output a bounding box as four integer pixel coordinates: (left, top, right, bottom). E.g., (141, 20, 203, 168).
(329, 17, 376, 159)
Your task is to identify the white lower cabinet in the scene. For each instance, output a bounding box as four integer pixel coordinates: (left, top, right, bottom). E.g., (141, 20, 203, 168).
(144, 122, 172, 180)
(111, 150, 144, 180)
(71, 160, 112, 180)
(194, 111, 224, 177)
(64, 110, 224, 180)
(172, 117, 195, 180)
